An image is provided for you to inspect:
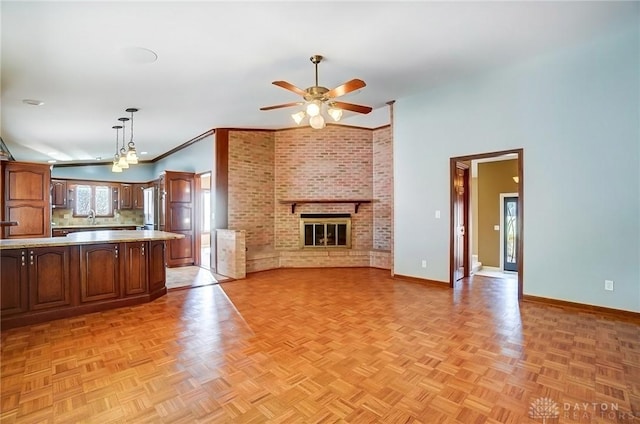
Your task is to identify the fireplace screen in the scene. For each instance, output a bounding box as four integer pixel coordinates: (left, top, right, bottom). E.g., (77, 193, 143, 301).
(300, 215, 351, 248)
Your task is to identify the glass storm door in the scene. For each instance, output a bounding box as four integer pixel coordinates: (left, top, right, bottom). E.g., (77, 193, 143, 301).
(503, 196, 518, 272)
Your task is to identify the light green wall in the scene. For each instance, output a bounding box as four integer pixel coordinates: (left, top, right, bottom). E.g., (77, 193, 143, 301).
(51, 134, 214, 182)
(394, 22, 639, 312)
(51, 162, 155, 182)
(152, 135, 214, 178)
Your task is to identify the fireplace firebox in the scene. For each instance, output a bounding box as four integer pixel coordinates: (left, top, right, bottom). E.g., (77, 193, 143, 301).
(299, 214, 351, 248)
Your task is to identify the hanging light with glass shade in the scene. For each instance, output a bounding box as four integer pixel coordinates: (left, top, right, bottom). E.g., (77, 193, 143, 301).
(125, 108, 139, 164)
(111, 125, 123, 173)
(117, 117, 130, 169)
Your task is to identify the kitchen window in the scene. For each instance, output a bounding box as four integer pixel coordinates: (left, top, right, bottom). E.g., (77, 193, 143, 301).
(72, 184, 115, 217)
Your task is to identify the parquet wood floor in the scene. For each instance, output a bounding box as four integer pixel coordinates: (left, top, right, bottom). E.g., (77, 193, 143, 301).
(1, 268, 638, 423)
(165, 266, 231, 291)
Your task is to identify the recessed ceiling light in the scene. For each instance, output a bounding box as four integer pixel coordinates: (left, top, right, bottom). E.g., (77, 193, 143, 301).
(121, 47, 158, 64)
(95, 156, 102, 161)
(22, 99, 44, 106)
(140, 151, 148, 155)
(47, 160, 57, 163)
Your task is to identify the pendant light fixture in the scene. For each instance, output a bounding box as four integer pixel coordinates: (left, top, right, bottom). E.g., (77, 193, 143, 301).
(108, 108, 142, 171)
(111, 125, 123, 173)
(125, 108, 139, 164)
(117, 117, 130, 169)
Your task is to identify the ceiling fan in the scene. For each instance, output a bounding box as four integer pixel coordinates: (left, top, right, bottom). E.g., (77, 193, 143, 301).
(260, 55, 372, 129)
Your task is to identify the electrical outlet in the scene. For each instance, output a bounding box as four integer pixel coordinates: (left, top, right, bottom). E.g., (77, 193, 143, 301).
(604, 280, 614, 291)
(421, 260, 427, 268)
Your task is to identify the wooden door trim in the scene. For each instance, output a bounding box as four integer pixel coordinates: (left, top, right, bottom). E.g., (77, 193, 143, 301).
(449, 148, 524, 299)
(194, 173, 203, 267)
(194, 171, 213, 270)
(213, 130, 229, 273)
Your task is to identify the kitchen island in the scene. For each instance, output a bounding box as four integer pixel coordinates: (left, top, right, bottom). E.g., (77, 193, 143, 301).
(0, 230, 184, 329)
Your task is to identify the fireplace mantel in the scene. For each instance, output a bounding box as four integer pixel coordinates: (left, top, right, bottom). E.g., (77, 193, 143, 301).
(279, 199, 372, 214)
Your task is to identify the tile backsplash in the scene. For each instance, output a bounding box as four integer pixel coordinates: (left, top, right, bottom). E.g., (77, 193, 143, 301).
(52, 209, 143, 227)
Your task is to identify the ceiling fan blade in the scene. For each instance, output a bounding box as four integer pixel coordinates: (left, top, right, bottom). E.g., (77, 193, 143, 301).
(260, 102, 303, 111)
(325, 79, 366, 99)
(331, 101, 372, 114)
(272, 81, 307, 97)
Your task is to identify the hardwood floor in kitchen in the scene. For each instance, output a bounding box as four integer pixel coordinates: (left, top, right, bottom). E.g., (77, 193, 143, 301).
(1, 268, 638, 423)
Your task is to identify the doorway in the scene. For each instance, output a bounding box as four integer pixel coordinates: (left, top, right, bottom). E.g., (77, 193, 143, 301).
(450, 148, 524, 299)
(500, 194, 518, 272)
(195, 172, 213, 270)
(452, 163, 469, 282)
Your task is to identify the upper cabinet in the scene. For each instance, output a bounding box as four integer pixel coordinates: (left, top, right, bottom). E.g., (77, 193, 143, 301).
(2, 161, 51, 239)
(119, 183, 133, 209)
(51, 179, 68, 208)
(117, 183, 146, 210)
(132, 183, 146, 210)
(54, 179, 148, 212)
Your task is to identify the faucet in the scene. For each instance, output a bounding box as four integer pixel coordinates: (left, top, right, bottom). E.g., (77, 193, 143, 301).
(88, 209, 96, 225)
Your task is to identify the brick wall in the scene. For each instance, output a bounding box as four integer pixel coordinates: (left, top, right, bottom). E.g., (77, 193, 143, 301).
(274, 125, 373, 250)
(373, 126, 393, 251)
(227, 130, 275, 248)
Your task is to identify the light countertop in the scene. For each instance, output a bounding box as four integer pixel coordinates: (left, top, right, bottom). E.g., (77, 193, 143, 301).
(0, 230, 184, 250)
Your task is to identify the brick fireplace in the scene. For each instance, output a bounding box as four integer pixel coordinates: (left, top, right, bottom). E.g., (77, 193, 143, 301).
(224, 124, 393, 274)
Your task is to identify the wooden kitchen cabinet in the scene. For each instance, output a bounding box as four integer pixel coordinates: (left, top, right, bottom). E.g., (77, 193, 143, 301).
(119, 183, 146, 209)
(0, 235, 176, 330)
(164, 171, 195, 267)
(28, 246, 71, 311)
(51, 179, 68, 208)
(123, 242, 147, 296)
(2, 161, 51, 239)
(79, 243, 120, 303)
(148, 240, 166, 297)
(0, 246, 71, 315)
(0, 249, 29, 316)
(133, 183, 146, 209)
(119, 183, 133, 209)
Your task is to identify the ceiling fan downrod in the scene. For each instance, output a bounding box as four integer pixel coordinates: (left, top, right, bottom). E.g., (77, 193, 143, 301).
(310, 55, 323, 87)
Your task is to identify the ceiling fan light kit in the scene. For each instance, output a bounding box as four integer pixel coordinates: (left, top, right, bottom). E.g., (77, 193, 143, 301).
(261, 54, 372, 129)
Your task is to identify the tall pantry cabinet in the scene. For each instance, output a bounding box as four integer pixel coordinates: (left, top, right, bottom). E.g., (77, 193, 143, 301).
(162, 171, 195, 267)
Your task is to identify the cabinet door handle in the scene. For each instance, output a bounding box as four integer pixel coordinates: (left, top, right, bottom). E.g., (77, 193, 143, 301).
(115, 246, 118, 258)
(21, 251, 26, 266)
(141, 244, 145, 256)
(29, 251, 34, 266)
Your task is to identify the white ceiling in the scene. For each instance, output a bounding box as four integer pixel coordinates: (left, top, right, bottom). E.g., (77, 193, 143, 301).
(1, 1, 637, 165)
